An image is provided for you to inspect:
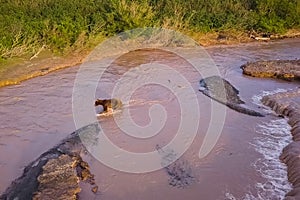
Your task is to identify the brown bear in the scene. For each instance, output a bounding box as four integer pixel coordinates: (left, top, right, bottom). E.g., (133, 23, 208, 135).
(94, 98, 122, 112)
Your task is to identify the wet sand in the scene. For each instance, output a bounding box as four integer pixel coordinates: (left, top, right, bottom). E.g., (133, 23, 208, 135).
(0, 51, 85, 88)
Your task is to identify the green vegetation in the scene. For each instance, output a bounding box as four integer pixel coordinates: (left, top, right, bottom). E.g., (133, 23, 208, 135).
(0, 0, 299, 59)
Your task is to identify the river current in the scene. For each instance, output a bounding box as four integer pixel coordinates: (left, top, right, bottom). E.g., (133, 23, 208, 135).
(0, 38, 299, 199)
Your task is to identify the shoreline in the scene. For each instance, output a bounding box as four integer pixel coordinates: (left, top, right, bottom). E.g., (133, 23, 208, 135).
(0, 38, 298, 198)
(241, 59, 300, 199)
(262, 89, 300, 199)
(1, 31, 299, 89)
(0, 123, 100, 200)
(0, 51, 87, 88)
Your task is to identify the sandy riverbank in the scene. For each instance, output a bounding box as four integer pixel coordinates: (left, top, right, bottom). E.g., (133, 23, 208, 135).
(0, 51, 86, 88)
(1, 30, 300, 89)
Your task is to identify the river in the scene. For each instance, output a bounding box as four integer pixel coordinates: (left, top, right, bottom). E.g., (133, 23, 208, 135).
(0, 38, 299, 199)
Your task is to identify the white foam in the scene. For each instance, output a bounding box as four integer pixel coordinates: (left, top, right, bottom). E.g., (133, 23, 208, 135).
(224, 191, 258, 200)
(225, 89, 292, 200)
(252, 88, 288, 113)
(250, 119, 292, 199)
(252, 88, 288, 104)
(96, 109, 122, 117)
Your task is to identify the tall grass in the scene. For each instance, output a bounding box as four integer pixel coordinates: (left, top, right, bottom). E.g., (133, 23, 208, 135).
(0, 0, 299, 59)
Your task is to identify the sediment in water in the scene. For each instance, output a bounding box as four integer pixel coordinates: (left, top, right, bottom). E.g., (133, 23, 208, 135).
(261, 89, 300, 199)
(0, 123, 100, 200)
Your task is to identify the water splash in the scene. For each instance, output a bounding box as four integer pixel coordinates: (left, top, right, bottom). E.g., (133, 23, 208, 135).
(225, 119, 291, 200)
(252, 88, 288, 113)
(250, 119, 292, 199)
(225, 89, 292, 200)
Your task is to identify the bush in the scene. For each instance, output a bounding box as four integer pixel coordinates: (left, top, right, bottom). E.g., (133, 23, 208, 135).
(0, 0, 299, 59)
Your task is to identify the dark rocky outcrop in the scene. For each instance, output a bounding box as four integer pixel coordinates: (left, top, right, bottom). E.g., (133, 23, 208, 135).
(0, 123, 100, 200)
(33, 155, 81, 200)
(262, 89, 300, 200)
(199, 76, 264, 117)
(156, 145, 196, 188)
(241, 59, 300, 81)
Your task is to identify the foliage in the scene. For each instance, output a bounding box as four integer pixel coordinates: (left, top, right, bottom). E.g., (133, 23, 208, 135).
(0, 0, 299, 58)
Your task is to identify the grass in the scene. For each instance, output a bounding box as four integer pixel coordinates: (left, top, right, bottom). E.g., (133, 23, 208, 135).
(0, 0, 299, 60)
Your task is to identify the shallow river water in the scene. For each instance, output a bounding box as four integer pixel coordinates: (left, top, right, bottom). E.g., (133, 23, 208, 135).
(0, 38, 300, 199)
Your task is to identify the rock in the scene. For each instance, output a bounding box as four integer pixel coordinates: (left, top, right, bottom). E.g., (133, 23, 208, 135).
(199, 76, 264, 117)
(156, 145, 195, 188)
(33, 155, 81, 200)
(253, 37, 270, 41)
(91, 186, 98, 193)
(199, 75, 244, 104)
(241, 59, 300, 81)
(0, 123, 100, 200)
(261, 88, 300, 200)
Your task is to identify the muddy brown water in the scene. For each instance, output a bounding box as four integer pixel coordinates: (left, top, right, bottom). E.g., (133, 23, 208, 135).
(1, 39, 300, 199)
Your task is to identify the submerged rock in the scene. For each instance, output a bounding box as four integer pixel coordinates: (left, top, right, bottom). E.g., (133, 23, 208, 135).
(199, 76, 264, 117)
(156, 145, 196, 188)
(0, 123, 100, 200)
(241, 59, 300, 81)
